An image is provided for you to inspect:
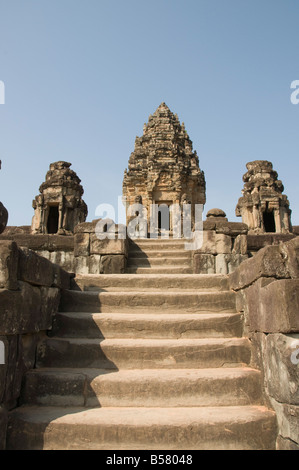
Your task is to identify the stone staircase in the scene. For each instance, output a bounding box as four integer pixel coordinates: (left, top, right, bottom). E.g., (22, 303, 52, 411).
(126, 238, 193, 274)
(6, 266, 277, 449)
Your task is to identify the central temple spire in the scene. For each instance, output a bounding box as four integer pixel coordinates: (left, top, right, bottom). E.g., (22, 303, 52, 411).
(123, 103, 206, 234)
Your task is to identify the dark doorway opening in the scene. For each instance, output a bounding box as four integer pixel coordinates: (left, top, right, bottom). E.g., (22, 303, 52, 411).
(47, 205, 59, 234)
(158, 205, 170, 232)
(263, 210, 276, 233)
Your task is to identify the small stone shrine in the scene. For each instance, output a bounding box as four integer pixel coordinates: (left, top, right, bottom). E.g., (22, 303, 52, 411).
(31, 161, 87, 235)
(235, 160, 292, 233)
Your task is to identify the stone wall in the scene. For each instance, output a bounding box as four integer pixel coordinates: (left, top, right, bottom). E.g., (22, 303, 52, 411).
(0, 240, 72, 449)
(0, 227, 75, 272)
(193, 214, 249, 274)
(0, 221, 129, 275)
(74, 220, 128, 274)
(229, 237, 299, 450)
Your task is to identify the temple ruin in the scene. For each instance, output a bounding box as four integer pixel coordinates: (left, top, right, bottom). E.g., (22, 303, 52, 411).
(0, 105, 298, 450)
(31, 161, 88, 235)
(123, 102, 206, 235)
(236, 160, 292, 234)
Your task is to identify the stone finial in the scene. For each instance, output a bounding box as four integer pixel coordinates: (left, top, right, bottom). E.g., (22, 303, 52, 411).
(206, 209, 227, 218)
(236, 160, 291, 234)
(31, 161, 88, 235)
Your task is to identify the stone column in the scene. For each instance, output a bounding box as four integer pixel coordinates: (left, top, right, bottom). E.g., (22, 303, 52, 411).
(274, 208, 282, 233)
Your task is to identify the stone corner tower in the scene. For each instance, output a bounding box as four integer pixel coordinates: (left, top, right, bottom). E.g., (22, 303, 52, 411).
(31, 161, 88, 235)
(235, 160, 292, 234)
(122, 102, 206, 233)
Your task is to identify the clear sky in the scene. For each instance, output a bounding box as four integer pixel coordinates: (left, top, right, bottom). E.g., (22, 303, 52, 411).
(0, 0, 299, 227)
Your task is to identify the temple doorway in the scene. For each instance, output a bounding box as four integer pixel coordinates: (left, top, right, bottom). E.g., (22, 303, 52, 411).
(47, 205, 59, 234)
(263, 210, 276, 233)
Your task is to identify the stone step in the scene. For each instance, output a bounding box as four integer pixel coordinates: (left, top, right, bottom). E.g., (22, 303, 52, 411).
(126, 265, 193, 274)
(129, 250, 192, 259)
(7, 405, 277, 450)
(128, 242, 194, 252)
(21, 367, 263, 408)
(130, 238, 189, 246)
(60, 290, 236, 313)
(36, 337, 251, 369)
(51, 312, 243, 339)
(73, 273, 230, 292)
(127, 257, 191, 267)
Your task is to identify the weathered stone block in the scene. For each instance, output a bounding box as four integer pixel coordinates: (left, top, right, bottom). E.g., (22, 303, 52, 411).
(1, 335, 21, 408)
(195, 231, 231, 255)
(227, 254, 248, 273)
(281, 236, 299, 279)
(11, 234, 49, 250)
(232, 235, 247, 255)
(47, 235, 74, 252)
(75, 256, 90, 275)
(270, 400, 299, 447)
(193, 254, 215, 274)
(229, 245, 293, 291)
(0, 336, 8, 402)
(0, 282, 41, 335)
(89, 255, 102, 274)
(74, 232, 90, 257)
(215, 254, 248, 275)
(40, 287, 60, 330)
(259, 280, 299, 333)
(246, 234, 273, 252)
(0, 240, 19, 290)
(35, 250, 50, 260)
(20, 334, 40, 371)
(241, 278, 299, 334)
(100, 255, 126, 274)
(215, 222, 248, 236)
(49, 251, 75, 273)
(263, 333, 299, 405)
(215, 254, 228, 274)
(19, 248, 54, 287)
(237, 278, 275, 333)
(74, 221, 98, 234)
(0, 406, 7, 450)
(276, 435, 299, 450)
(52, 264, 72, 290)
(90, 234, 128, 256)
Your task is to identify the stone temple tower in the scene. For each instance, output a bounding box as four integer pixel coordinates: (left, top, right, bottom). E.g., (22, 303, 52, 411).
(31, 161, 88, 235)
(122, 103, 206, 235)
(235, 160, 292, 234)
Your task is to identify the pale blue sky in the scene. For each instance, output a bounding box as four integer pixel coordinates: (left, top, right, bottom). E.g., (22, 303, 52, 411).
(0, 0, 299, 226)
